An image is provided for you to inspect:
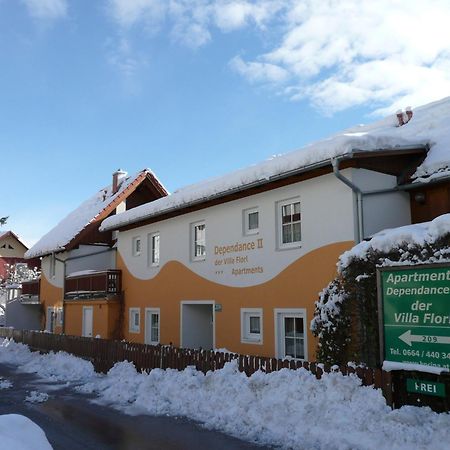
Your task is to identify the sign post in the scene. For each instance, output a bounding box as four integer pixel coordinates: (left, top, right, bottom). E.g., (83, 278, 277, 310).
(378, 264, 450, 371)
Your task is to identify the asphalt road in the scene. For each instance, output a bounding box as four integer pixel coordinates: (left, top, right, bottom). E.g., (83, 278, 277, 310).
(0, 364, 271, 450)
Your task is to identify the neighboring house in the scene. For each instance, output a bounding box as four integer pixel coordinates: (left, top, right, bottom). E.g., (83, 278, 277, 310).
(0, 231, 40, 327)
(0, 231, 39, 279)
(99, 97, 450, 359)
(25, 169, 168, 338)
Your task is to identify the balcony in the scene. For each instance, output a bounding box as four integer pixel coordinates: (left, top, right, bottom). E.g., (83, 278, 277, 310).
(64, 270, 121, 300)
(20, 279, 40, 303)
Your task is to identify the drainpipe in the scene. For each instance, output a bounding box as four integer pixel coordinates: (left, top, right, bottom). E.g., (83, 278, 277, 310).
(331, 158, 364, 243)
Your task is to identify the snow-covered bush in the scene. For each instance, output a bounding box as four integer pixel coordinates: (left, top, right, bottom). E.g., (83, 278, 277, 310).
(311, 214, 450, 367)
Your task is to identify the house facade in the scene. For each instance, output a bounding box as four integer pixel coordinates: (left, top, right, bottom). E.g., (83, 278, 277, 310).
(25, 169, 168, 337)
(102, 151, 423, 359)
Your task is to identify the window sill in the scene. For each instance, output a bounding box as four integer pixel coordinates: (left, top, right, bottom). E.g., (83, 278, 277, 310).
(278, 242, 302, 251)
(241, 338, 263, 345)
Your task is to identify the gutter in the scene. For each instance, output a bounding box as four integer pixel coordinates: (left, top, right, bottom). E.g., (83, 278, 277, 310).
(101, 159, 333, 232)
(331, 146, 429, 242)
(102, 145, 428, 235)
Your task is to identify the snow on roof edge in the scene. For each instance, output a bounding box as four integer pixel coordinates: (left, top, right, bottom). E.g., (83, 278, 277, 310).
(25, 169, 161, 259)
(102, 96, 450, 232)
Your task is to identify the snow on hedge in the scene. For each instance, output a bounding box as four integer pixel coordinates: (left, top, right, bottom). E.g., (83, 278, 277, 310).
(1, 339, 449, 449)
(25, 169, 159, 259)
(102, 96, 450, 231)
(0, 414, 52, 450)
(339, 213, 450, 270)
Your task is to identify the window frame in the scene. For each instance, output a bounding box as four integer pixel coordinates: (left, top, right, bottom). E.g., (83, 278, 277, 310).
(145, 307, 160, 345)
(274, 308, 307, 360)
(240, 308, 263, 344)
(277, 198, 302, 250)
(148, 232, 160, 267)
(243, 207, 259, 236)
(191, 220, 206, 261)
(132, 236, 142, 257)
(129, 307, 141, 333)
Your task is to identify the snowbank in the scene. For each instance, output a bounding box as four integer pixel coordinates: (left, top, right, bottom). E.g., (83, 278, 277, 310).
(339, 213, 450, 269)
(0, 414, 52, 450)
(102, 96, 450, 231)
(1, 338, 449, 449)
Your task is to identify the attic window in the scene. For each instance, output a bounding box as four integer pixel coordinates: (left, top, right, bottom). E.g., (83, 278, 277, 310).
(1, 244, 14, 249)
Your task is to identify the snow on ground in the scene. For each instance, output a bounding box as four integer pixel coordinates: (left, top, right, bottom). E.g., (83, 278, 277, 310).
(0, 414, 52, 450)
(102, 96, 450, 232)
(0, 338, 449, 450)
(25, 391, 49, 403)
(0, 376, 12, 389)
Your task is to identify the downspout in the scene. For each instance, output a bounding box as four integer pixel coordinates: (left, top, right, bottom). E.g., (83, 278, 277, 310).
(331, 158, 364, 243)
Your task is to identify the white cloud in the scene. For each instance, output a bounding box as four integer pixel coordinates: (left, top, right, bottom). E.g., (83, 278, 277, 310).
(229, 55, 289, 83)
(22, 0, 67, 20)
(237, 0, 450, 114)
(105, 0, 450, 115)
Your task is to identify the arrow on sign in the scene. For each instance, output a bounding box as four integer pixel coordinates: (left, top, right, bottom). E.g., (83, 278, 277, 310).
(399, 330, 450, 347)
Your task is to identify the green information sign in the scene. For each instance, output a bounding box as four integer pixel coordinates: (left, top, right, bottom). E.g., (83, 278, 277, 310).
(379, 264, 450, 371)
(406, 378, 446, 397)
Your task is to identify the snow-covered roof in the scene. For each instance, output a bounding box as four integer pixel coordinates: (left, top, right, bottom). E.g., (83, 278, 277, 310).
(101, 96, 450, 232)
(25, 169, 165, 259)
(0, 231, 29, 250)
(338, 213, 450, 270)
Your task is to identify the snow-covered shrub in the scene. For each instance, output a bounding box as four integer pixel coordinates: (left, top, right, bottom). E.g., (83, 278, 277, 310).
(311, 215, 450, 367)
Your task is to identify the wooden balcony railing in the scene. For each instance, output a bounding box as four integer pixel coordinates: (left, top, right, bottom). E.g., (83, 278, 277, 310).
(20, 279, 40, 298)
(64, 270, 121, 300)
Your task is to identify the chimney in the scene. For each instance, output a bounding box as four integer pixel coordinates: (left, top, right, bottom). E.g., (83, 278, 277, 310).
(396, 110, 405, 127)
(405, 106, 413, 123)
(112, 169, 127, 195)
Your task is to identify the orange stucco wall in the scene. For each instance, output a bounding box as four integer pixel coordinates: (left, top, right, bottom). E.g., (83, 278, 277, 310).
(65, 300, 121, 339)
(40, 273, 63, 333)
(119, 241, 353, 359)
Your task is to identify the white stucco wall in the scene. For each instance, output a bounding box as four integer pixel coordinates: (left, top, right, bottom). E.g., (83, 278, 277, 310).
(350, 169, 411, 238)
(117, 171, 356, 287)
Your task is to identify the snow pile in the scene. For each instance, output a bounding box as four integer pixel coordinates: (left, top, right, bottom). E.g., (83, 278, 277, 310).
(339, 213, 450, 269)
(25, 169, 165, 259)
(25, 391, 49, 403)
(80, 361, 450, 449)
(0, 377, 12, 389)
(0, 338, 96, 383)
(1, 338, 449, 449)
(102, 96, 450, 231)
(0, 414, 52, 450)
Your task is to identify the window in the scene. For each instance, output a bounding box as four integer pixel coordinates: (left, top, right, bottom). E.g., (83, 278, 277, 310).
(132, 236, 141, 256)
(275, 309, 307, 360)
(192, 221, 206, 261)
(241, 308, 263, 344)
(129, 308, 140, 333)
(145, 308, 160, 345)
(278, 199, 301, 248)
(148, 232, 160, 266)
(243, 208, 259, 235)
(56, 307, 63, 326)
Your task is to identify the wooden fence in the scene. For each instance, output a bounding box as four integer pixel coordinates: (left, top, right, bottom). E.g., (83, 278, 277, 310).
(0, 328, 393, 404)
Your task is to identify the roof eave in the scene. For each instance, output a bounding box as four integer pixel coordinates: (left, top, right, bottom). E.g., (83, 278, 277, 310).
(103, 144, 428, 233)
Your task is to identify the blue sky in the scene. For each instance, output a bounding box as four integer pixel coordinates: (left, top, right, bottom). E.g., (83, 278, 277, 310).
(2, 0, 450, 246)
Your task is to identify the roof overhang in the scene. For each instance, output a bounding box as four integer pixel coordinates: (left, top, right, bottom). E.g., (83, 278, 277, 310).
(105, 145, 428, 233)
